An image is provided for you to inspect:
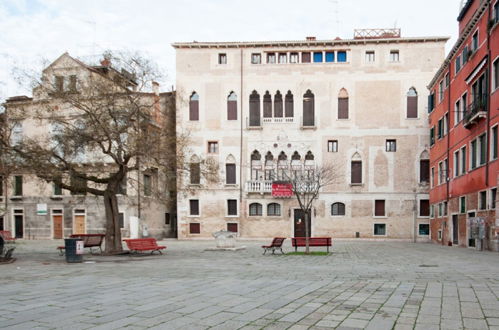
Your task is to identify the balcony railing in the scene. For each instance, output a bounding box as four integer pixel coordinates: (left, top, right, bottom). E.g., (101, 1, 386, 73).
(262, 117, 295, 124)
(246, 180, 272, 193)
(464, 94, 487, 129)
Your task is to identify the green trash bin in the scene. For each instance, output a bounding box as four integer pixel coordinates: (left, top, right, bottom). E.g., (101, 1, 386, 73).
(65, 238, 83, 263)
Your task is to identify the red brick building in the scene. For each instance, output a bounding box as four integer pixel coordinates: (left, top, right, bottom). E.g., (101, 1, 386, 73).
(428, 0, 499, 250)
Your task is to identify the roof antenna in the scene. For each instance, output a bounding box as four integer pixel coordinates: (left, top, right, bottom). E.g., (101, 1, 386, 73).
(329, 0, 341, 38)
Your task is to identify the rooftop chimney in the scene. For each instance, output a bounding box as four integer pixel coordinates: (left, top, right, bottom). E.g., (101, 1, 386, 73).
(306, 36, 316, 41)
(100, 57, 111, 67)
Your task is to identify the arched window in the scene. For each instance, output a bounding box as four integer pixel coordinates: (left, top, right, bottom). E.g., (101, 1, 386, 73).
(267, 203, 281, 216)
(249, 90, 260, 126)
(225, 154, 236, 184)
(331, 202, 345, 216)
(305, 151, 314, 160)
(274, 91, 283, 118)
(303, 89, 314, 126)
(407, 87, 418, 118)
(251, 150, 262, 180)
(351, 152, 362, 184)
(304, 151, 315, 177)
(419, 150, 429, 183)
(189, 155, 200, 184)
(264, 152, 275, 180)
(291, 151, 301, 172)
(338, 88, 349, 119)
(189, 92, 199, 121)
(285, 91, 294, 118)
(227, 92, 237, 120)
(249, 203, 263, 216)
(263, 91, 272, 118)
(277, 151, 288, 180)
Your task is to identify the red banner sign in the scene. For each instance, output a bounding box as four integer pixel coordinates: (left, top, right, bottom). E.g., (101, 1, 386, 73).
(272, 183, 293, 198)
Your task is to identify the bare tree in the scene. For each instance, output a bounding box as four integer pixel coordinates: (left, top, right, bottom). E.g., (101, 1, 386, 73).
(284, 163, 340, 254)
(1, 52, 174, 253)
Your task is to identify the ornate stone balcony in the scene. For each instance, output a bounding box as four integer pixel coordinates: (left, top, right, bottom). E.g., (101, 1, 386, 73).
(245, 180, 272, 194)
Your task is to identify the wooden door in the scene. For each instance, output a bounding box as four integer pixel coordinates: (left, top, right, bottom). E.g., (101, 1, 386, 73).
(74, 215, 86, 234)
(452, 215, 459, 245)
(53, 215, 63, 239)
(294, 209, 311, 238)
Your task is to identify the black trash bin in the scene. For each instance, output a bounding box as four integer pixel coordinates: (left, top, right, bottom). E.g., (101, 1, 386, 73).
(65, 238, 83, 263)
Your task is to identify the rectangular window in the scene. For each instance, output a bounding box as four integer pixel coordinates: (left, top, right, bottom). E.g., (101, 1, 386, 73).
(493, 58, 499, 90)
(438, 118, 444, 139)
(365, 51, 375, 62)
(227, 223, 238, 233)
(439, 80, 444, 102)
(444, 201, 448, 216)
(325, 52, 335, 62)
(313, 52, 323, 63)
(165, 213, 170, 225)
(190, 162, 200, 184)
(419, 224, 430, 236)
(479, 191, 487, 210)
(0, 176, 3, 196)
(143, 174, 152, 196)
(301, 52, 311, 63)
(454, 150, 460, 177)
(494, 1, 499, 24)
(251, 53, 261, 64)
(419, 199, 430, 217)
(431, 167, 435, 188)
(374, 223, 386, 236)
(430, 204, 434, 218)
(327, 140, 338, 152)
(55, 75, 64, 92)
(389, 50, 399, 62)
(491, 188, 497, 210)
(428, 93, 435, 113)
(208, 141, 218, 153)
(337, 51, 347, 62)
(189, 200, 199, 216)
(374, 200, 385, 217)
(479, 133, 487, 165)
(189, 223, 200, 234)
(430, 127, 435, 146)
(69, 75, 77, 92)
(267, 53, 276, 64)
(455, 54, 462, 73)
(454, 99, 461, 125)
(471, 140, 477, 169)
(461, 146, 467, 174)
(218, 53, 227, 64)
(278, 53, 287, 64)
(385, 139, 396, 152)
(493, 126, 499, 160)
(460, 196, 466, 214)
(53, 182, 62, 196)
(351, 161, 362, 184)
(13, 175, 23, 196)
(472, 31, 479, 52)
(290, 52, 299, 63)
(438, 161, 444, 184)
(445, 73, 450, 88)
(118, 212, 124, 229)
(227, 199, 237, 216)
(226, 164, 236, 184)
(420, 159, 429, 183)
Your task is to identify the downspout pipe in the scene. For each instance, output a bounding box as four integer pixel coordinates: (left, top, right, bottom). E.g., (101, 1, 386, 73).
(485, 0, 492, 187)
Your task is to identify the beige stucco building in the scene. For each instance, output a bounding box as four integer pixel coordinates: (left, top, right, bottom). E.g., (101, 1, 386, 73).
(1, 53, 176, 240)
(174, 30, 448, 240)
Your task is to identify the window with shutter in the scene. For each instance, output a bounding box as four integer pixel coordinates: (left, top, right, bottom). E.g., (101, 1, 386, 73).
(407, 87, 418, 118)
(285, 91, 294, 118)
(189, 200, 199, 216)
(303, 90, 314, 126)
(351, 161, 362, 184)
(189, 92, 199, 121)
(226, 164, 236, 184)
(189, 223, 200, 234)
(263, 91, 272, 118)
(227, 92, 237, 120)
(374, 200, 385, 217)
(419, 199, 430, 217)
(420, 159, 430, 183)
(227, 199, 237, 216)
(274, 91, 283, 117)
(331, 202, 345, 216)
(301, 52, 311, 63)
(249, 91, 260, 126)
(227, 223, 238, 232)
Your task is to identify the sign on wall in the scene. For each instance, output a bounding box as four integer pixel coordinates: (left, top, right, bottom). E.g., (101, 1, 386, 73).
(36, 204, 48, 215)
(272, 183, 293, 198)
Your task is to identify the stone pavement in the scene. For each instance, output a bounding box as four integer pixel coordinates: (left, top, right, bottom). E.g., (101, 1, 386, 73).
(1, 239, 499, 329)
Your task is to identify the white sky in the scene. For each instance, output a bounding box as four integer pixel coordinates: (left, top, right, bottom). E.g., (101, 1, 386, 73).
(0, 0, 463, 102)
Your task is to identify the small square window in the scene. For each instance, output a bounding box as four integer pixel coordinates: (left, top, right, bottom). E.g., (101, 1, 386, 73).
(301, 52, 311, 63)
(366, 51, 375, 62)
(325, 52, 335, 62)
(337, 51, 347, 62)
(227, 223, 238, 233)
(189, 223, 200, 234)
(313, 52, 323, 63)
(327, 140, 338, 152)
(374, 223, 386, 236)
(267, 53, 276, 64)
(208, 141, 218, 153)
(251, 53, 261, 64)
(218, 53, 227, 65)
(386, 139, 396, 152)
(419, 224, 430, 236)
(389, 50, 399, 62)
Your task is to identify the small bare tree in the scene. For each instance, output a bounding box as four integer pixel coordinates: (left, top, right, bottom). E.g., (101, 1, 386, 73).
(1, 52, 174, 253)
(284, 164, 340, 254)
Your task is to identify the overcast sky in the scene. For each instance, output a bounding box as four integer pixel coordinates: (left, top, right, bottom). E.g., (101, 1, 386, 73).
(0, 0, 463, 101)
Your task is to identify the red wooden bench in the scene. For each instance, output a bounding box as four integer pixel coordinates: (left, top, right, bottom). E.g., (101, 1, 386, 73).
(57, 234, 105, 255)
(0, 231, 16, 242)
(262, 237, 286, 255)
(123, 238, 166, 255)
(291, 237, 332, 253)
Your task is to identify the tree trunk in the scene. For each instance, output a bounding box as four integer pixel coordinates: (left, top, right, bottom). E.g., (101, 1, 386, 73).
(304, 210, 310, 254)
(103, 191, 123, 254)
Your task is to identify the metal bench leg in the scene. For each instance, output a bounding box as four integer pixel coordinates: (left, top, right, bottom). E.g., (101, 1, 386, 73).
(263, 248, 267, 255)
(280, 248, 284, 254)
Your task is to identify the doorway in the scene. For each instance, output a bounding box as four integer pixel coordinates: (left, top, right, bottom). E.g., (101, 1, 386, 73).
(468, 211, 476, 247)
(294, 209, 311, 237)
(52, 210, 63, 239)
(452, 214, 459, 245)
(73, 209, 86, 234)
(14, 210, 23, 238)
